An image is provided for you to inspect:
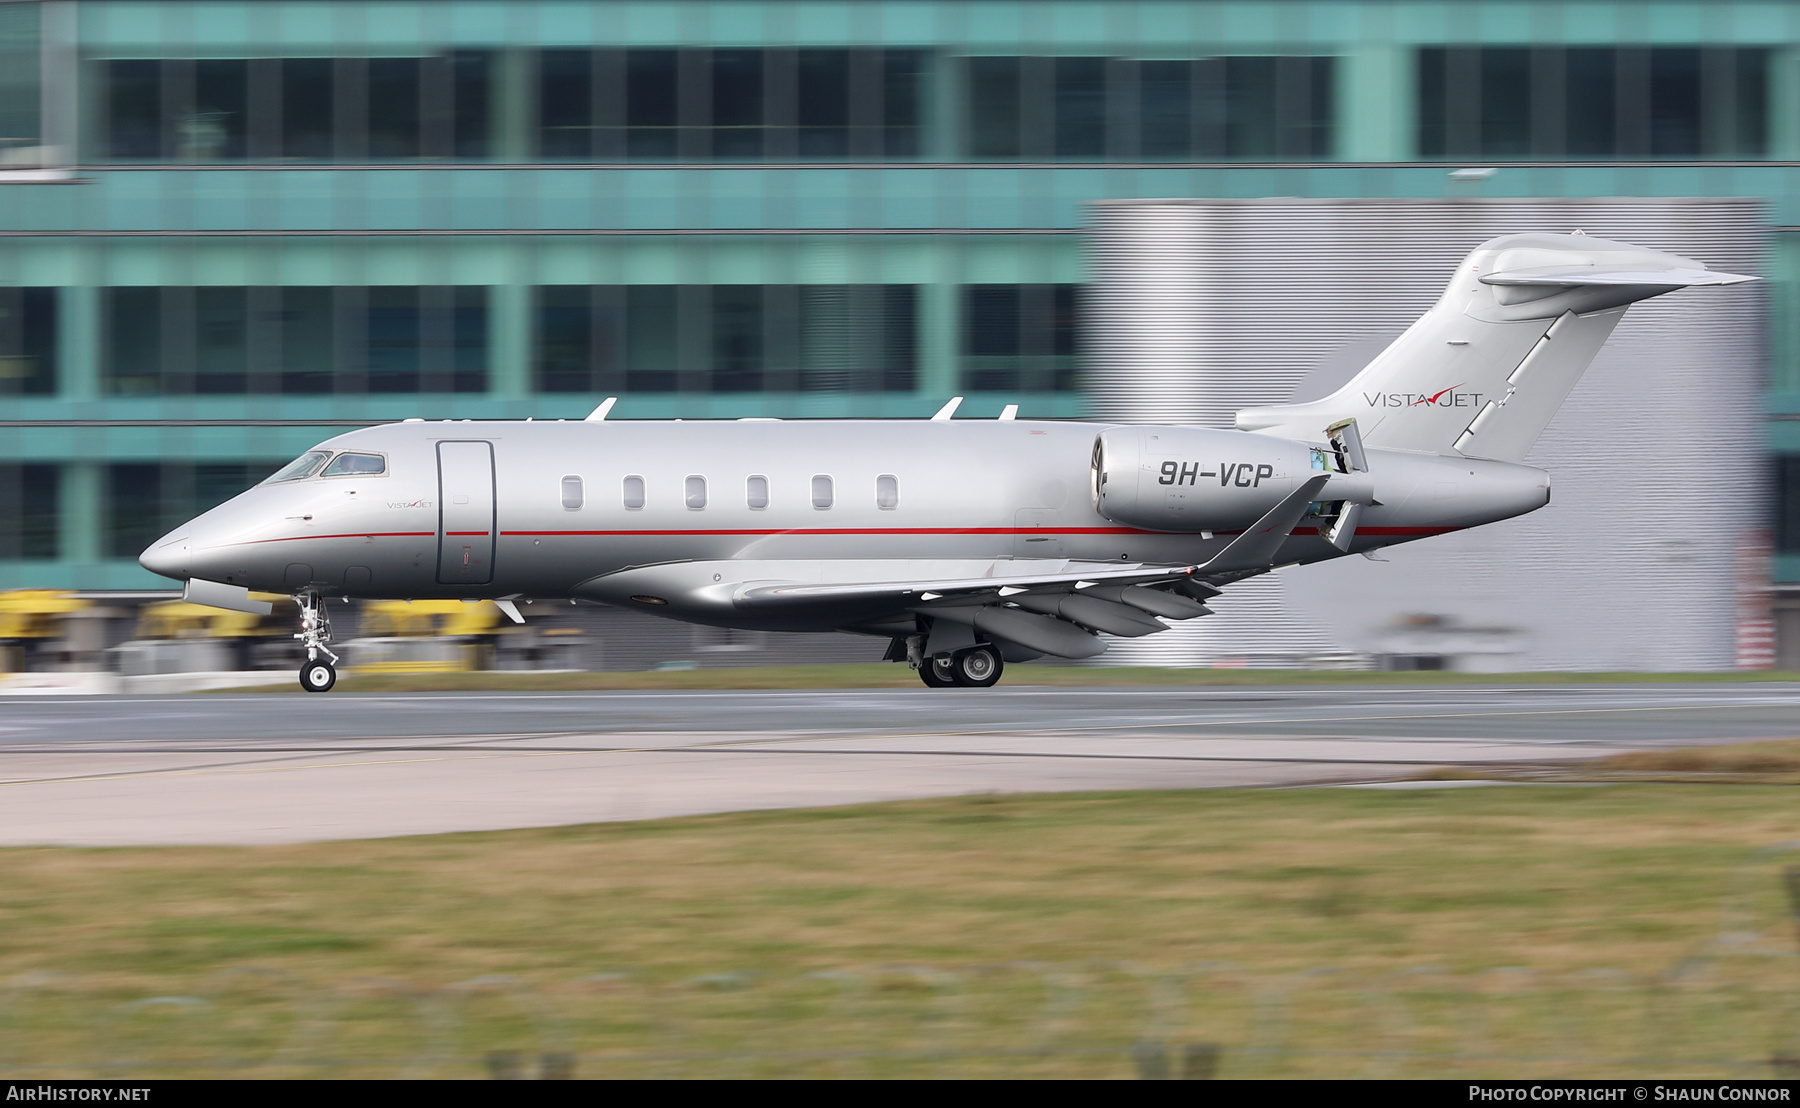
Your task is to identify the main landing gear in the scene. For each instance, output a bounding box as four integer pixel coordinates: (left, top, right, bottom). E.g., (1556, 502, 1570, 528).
(917, 645, 1004, 689)
(294, 593, 340, 693)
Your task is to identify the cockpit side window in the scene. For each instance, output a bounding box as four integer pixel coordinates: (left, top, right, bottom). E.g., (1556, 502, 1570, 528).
(265, 450, 332, 483)
(322, 452, 387, 477)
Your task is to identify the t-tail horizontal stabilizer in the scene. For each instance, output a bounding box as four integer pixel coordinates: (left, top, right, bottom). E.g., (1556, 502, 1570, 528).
(1236, 232, 1757, 463)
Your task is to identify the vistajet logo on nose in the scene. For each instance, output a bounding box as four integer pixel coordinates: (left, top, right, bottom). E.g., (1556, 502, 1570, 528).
(1364, 384, 1486, 408)
(387, 499, 433, 509)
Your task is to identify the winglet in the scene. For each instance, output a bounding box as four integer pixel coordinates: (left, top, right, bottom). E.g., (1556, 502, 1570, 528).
(585, 397, 618, 422)
(1199, 474, 1331, 574)
(931, 397, 963, 421)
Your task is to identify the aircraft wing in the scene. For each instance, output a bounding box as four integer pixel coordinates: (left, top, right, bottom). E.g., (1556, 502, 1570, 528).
(733, 558, 1223, 660)
(739, 473, 1328, 607)
(577, 480, 1333, 658)
(736, 560, 1200, 606)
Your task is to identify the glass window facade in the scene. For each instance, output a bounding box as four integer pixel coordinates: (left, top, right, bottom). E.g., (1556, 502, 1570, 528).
(0, 288, 55, 396)
(535, 47, 924, 161)
(104, 287, 487, 395)
(106, 461, 285, 559)
(1419, 47, 1768, 160)
(969, 55, 1333, 160)
(95, 53, 494, 163)
(536, 284, 916, 395)
(81, 43, 1351, 165)
(963, 284, 1079, 392)
(1779, 458, 1800, 557)
(0, 3, 41, 164)
(0, 464, 57, 560)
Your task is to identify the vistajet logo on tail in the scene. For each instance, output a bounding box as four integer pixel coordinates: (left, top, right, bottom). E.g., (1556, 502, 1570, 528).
(1363, 384, 1486, 408)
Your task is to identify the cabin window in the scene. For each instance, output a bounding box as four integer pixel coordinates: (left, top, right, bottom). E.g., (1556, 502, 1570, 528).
(622, 474, 645, 509)
(322, 452, 387, 477)
(561, 475, 583, 510)
(746, 474, 769, 509)
(686, 475, 707, 510)
(876, 474, 898, 509)
(812, 474, 833, 509)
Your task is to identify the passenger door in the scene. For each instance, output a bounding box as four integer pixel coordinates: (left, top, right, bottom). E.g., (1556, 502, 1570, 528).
(437, 440, 495, 586)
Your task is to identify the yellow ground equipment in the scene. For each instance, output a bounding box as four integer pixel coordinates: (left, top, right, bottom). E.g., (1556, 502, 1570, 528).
(0, 591, 91, 671)
(120, 593, 294, 674)
(359, 599, 507, 638)
(349, 600, 510, 673)
(136, 595, 292, 640)
(0, 590, 88, 640)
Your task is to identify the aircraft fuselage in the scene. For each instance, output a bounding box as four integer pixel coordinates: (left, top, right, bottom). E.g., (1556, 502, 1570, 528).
(142, 417, 1547, 634)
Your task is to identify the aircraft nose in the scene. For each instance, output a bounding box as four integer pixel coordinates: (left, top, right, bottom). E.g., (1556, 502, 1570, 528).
(139, 535, 191, 581)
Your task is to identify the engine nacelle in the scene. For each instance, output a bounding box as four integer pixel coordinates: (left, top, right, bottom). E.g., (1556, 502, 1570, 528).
(1091, 426, 1326, 533)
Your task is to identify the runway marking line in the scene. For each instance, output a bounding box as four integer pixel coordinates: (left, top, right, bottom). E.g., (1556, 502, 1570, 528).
(0, 726, 1675, 789)
(15, 685, 1800, 712)
(0, 698, 1784, 790)
(3, 699, 1788, 747)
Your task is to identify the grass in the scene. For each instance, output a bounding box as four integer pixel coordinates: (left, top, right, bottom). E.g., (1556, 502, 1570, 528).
(221, 665, 1800, 693)
(1424, 737, 1800, 785)
(3, 785, 1799, 1077)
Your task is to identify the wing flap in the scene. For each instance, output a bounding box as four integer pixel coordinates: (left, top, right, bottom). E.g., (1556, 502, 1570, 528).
(975, 607, 1107, 659)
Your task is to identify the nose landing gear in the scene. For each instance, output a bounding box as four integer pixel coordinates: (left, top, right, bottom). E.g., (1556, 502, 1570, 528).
(294, 593, 340, 693)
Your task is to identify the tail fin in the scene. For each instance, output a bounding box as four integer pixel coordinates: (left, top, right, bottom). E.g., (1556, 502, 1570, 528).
(1235, 232, 1754, 461)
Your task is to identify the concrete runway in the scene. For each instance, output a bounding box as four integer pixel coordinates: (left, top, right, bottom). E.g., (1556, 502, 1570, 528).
(1, 683, 1796, 846)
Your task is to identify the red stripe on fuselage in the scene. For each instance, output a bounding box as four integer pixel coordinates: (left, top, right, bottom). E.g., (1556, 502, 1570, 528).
(503, 525, 1458, 538)
(499, 526, 1149, 537)
(230, 531, 436, 546)
(226, 524, 1459, 545)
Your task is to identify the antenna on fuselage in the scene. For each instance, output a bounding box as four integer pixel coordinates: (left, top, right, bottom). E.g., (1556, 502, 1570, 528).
(586, 397, 618, 421)
(930, 396, 963, 421)
(998, 404, 1018, 421)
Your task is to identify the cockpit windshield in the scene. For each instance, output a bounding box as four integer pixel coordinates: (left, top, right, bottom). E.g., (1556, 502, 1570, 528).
(264, 450, 332, 483)
(322, 452, 387, 477)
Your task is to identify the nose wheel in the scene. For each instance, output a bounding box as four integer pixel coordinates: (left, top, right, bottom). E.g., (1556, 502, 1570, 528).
(293, 593, 341, 692)
(299, 659, 337, 693)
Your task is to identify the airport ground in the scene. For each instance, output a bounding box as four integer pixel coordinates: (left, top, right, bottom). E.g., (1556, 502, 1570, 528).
(5, 681, 1800, 845)
(240, 664, 1800, 691)
(2, 678, 1797, 1077)
(1, 777, 1797, 1077)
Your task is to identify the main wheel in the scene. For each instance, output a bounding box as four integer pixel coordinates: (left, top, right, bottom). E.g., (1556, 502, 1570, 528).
(951, 646, 1003, 688)
(919, 654, 956, 688)
(299, 659, 337, 693)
